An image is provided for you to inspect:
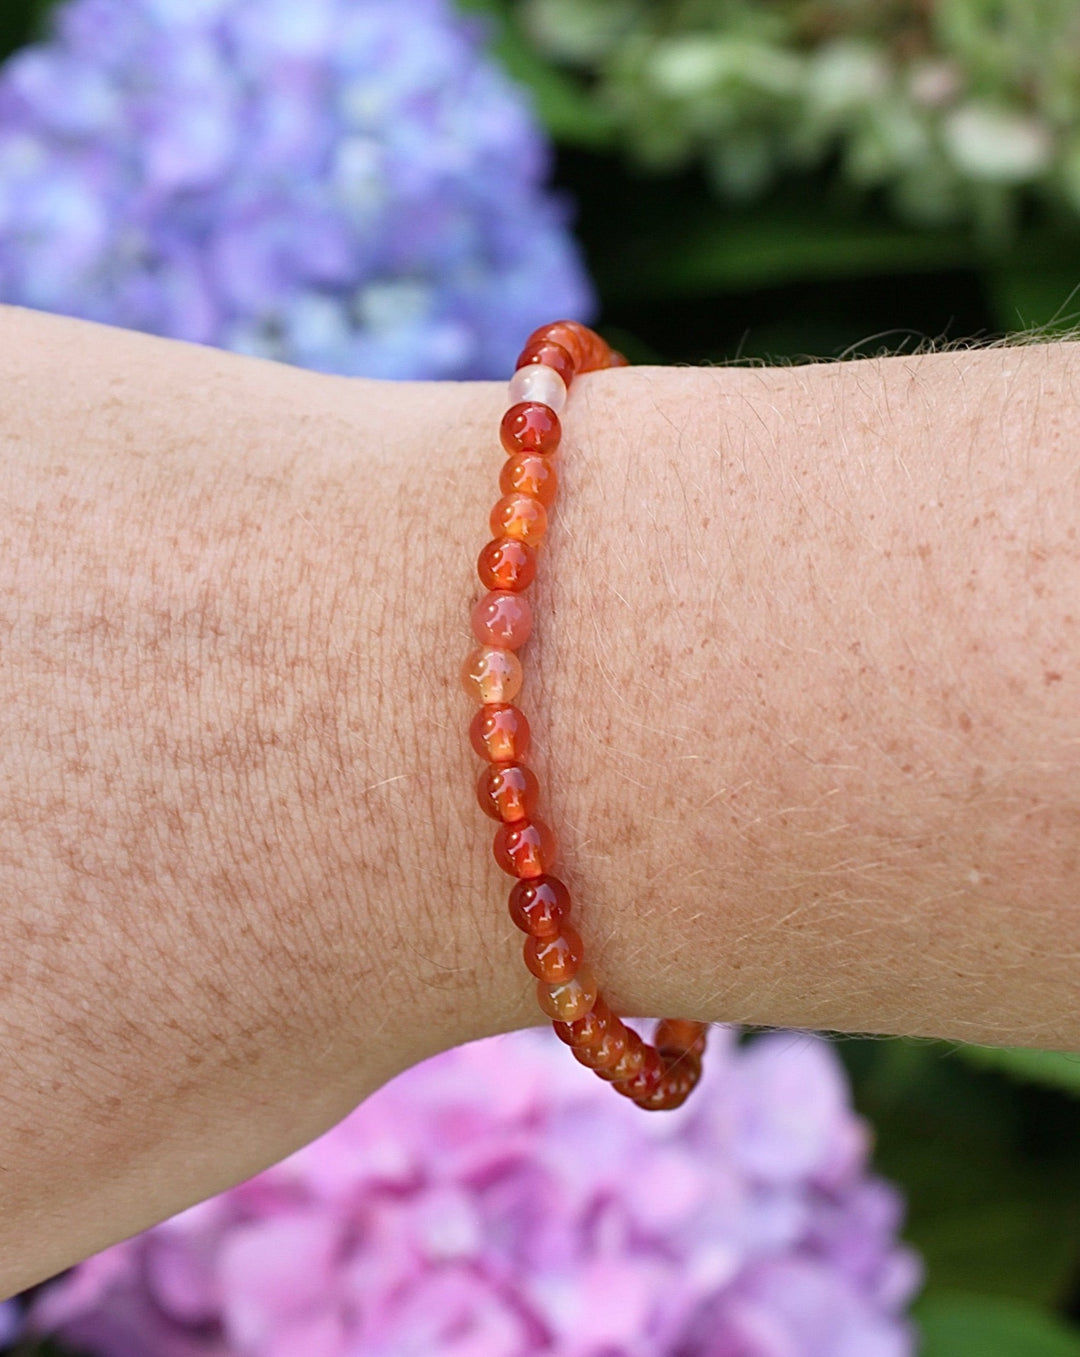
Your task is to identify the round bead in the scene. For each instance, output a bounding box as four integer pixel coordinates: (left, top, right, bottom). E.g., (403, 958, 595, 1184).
(552, 993, 614, 1047)
(605, 1030, 650, 1083)
(654, 1018, 708, 1061)
(471, 590, 533, 650)
(526, 321, 608, 373)
(500, 402, 561, 456)
(493, 817, 556, 878)
(515, 338, 575, 388)
(524, 925, 584, 983)
(508, 363, 567, 414)
(477, 762, 539, 823)
(460, 646, 523, 705)
(572, 1020, 630, 1072)
(636, 1052, 703, 1111)
(536, 962, 598, 1022)
(508, 875, 571, 938)
(500, 452, 557, 508)
(490, 494, 547, 548)
(607, 349, 629, 367)
(469, 703, 530, 763)
(477, 537, 537, 593)
(611, 1046, 665, 1101)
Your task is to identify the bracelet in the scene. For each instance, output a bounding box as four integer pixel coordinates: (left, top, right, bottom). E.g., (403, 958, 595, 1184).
(461, 319, 708, 1112)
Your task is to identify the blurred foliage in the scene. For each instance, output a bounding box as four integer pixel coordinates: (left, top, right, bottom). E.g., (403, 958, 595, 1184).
(2, 0, 1080, 1352)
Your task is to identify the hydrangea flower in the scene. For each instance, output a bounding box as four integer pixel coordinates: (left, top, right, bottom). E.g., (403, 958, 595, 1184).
(26, 1025, 923, 1356)
(0, 0, 594, 378)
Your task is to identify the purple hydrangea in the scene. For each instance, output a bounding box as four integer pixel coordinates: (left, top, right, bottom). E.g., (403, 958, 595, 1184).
(26, 1025, 922, 1356)
(0, 0, 594, 378)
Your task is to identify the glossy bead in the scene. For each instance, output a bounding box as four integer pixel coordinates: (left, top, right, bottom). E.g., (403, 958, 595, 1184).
(612, 1046, 665, 1101)
(607, 349, 629, 367)
(515, 338, 575, 388)
(500, 402, 561, 456)
(654, 1018, 708, 1061)
(526, 321, 608, 373)
(605, 1030, 650, 1083)
(471, 590, 533, 650)
(551, 993, 613, 1047)
(524, 925, 584, 983)
(469, 702, 530, 763)
(491, 493, 547, 548)
(536, 962, 597, 1021)
(508, 363, 566, 414)
(572, 1019, 629, 1072)
(508, 875, 571, 938)
(493, 817, 556, 878)
(636, 1052, 703, 1111)
(477, 537, 536, 593)
(500, 452, 557, 508)
(477, 762, 539, 823)
(460, 645, 522, 705)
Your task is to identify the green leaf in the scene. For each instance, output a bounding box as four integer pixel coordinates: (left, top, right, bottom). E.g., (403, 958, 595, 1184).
(955, 1043, 1080, 1096)
(915, 1292, 1080, 1357)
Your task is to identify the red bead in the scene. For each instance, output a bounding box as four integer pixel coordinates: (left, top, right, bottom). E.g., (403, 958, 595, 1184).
(477, 762, 539, 823)
(526, 321, 609, 373)
(490, 493, 547, 547)
(536, 962, 597, 1021)
(552, 993, 614, 1047)
(500, 402, 561, 455)
(605, 1030, 650, 1083)
(471, 590, 533, 649)
(612, 1046, 665, 1101)
(524, 925, 584, 983)
(477, 537, 537, 593)
(500, 452, 557, 508)
(493, 818, 556, 878)
(469, 703, 530, 763)
(508, 875, 571, 938)
(635, 1052, 703, 1111)
(515, 338, 575, 387)
(572, 1020, 630, 1072)
(654, 1018, 708, 1061)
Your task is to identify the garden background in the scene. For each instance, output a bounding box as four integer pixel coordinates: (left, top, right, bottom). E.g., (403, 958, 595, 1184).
(2, 1, 1080, 1353)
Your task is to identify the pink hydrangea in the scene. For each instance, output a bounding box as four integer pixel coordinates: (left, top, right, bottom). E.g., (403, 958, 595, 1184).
(27, 1025, 922, 1356)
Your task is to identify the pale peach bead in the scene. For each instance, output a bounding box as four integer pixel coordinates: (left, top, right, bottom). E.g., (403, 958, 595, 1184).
(508, 363, 567, 414)
(470, 590, 533, 649)
(536, 962, 598, 1021)
(460, 645, 523, 704)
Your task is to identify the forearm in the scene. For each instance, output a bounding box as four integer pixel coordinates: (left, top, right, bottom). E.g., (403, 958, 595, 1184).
(0, 307, 1077, 1293)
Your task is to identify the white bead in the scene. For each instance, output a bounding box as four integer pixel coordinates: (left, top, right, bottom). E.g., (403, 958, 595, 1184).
(508, 364, 567, 414)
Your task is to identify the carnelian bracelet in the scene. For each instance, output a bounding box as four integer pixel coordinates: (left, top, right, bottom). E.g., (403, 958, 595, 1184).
(461, 319, 708, 1112)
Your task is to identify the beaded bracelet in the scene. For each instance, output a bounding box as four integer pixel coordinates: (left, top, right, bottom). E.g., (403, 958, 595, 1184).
(461, 319, 708, 1112)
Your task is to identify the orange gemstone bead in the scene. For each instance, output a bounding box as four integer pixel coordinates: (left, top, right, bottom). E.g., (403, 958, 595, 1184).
(490, 493, 547, 548)
(636, 1052, 703, 1111)
(471, 589, 533, 649)
(461, 645, 523, 705)
(654, 1018, 708, 1061)
(524, 924, 584, 983)
(527, 321, 609, 373)
(469, 703, 530, 763)
(551, 993, 613, 1047)
(536, 961, 598, 1021)
(515, 338, 575, 387)
(604, 1030, 650, 1083)
(508, 874, 571, 938)
(612, 1046, 665, 1101)
(493, 817, 556, 878)
(477, 537, 536, 593)
(500, 452, 557, 508)
(572, 1019, 630, 1072)
(499, 401, 561, 455)
(476, 763, 539, 823)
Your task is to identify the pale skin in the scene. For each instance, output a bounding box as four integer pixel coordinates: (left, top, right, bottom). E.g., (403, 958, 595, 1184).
(0, 304, 1077, 1296)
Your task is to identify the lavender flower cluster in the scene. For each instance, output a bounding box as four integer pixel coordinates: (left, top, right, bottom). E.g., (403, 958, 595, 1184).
(0, 0, 594, 378)
(25, 1026, 922, 1356)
